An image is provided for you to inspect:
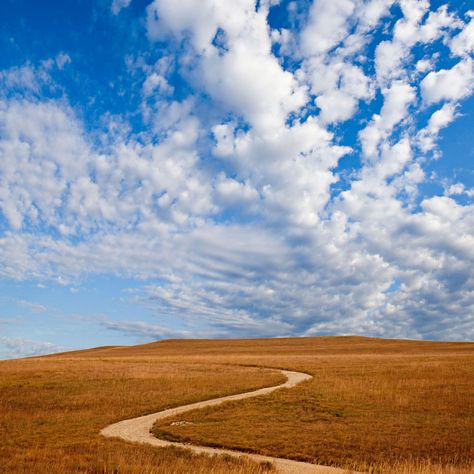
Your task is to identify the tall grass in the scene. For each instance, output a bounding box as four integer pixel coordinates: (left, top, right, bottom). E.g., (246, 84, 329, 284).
(150, 338, 474, 473)
(0, 357, 281, 473)
(2, 336, 473, 473)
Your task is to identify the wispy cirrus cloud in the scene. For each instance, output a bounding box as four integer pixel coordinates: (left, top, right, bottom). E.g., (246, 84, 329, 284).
(16, 300, 47, 313)
(0, 336, 68, 359)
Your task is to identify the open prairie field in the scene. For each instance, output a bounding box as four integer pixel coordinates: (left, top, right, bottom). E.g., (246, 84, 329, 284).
(0, 353, 282, 473)
(1, 336, 473, 473)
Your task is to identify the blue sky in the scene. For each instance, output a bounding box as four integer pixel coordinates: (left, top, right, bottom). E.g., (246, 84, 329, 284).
(0, 0, 473, 358)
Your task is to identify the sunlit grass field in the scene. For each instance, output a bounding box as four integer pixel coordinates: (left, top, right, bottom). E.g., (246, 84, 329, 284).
(1, 336, 473, 473)
(0, 355, 281, 473)
(149, 337, 474, 473)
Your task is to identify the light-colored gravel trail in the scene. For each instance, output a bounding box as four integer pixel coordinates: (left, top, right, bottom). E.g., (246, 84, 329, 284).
(100, 369, 357, 474)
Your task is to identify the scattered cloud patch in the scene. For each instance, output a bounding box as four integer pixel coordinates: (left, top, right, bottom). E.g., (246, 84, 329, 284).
(421, 59, 474, 105)
(0, 336, 67, 359)
(16, 300, 47, 313)
(111, 0, 132, 15)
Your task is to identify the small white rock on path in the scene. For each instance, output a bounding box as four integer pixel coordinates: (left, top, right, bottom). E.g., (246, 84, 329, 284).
(100, 369, 359, 474)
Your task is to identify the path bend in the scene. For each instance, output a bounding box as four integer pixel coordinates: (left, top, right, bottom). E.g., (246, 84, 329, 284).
(100, 368, 357, 474)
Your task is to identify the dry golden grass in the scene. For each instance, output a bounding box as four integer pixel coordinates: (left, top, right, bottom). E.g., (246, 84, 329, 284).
(1, 336, 473, 473)
(148, 337, 474, 473)
(371, 460, 474, 474)
(0, 356, 281, 473)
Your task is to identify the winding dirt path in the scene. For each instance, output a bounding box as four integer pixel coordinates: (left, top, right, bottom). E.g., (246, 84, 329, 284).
(100, 369, 356, 474)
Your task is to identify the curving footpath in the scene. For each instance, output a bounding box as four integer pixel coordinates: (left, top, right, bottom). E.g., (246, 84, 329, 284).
(100, 369, 357, 474)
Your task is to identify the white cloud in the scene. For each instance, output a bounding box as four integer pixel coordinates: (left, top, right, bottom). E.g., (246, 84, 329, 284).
(0, 99, 91, 230)
(316, 90, 358, 124)
(0, 65, 47, 94)
(417, 102, 457, 152)
(214, 174, 259, 209)
(301, 0, 356, 56)
(0, 94, 216, 237)
(445, 183, 474, 199)
(16, 300, 47, 313)
(311, 62, 372, 124)
(212, 123, 237, 158)
(101, 319, 196, 340)
(450, 11, 474, 57)
(147, 0, 307, 134)
(202, 46, 306, 134)
(359, 81, 416, 159)
(0, 336, 67, 359)
(375, 2, 460, 85)
(357, 0, 395, 29)
(142, 72, 172, 97)
(55, 53, 71, 69)
(421, 59, 474, 105)
(111, 0, 132, 15)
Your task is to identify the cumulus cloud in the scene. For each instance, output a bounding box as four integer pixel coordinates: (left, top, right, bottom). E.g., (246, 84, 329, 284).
(1, 1, 474, 344)
(0, 99, 91, 230)
(146, 0, 307, 134)
(0, 95, 216, 237)
(359, 81, 416, 159)
(421, 59, 474, 105)
(374, 1, 460, 85)
(417, 103, 458, 152)
(450, 11, 474, 57)
(301, 0, 356, 56)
